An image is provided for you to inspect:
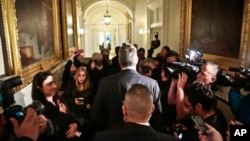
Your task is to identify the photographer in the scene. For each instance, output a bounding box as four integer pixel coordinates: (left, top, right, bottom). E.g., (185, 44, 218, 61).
(165, 50, 180, 64)
(147, 32, 170, 63)
(87, 52, 110, 97)
(168, 61, 219, 120)
(11, 108, 40, 141)
(148, 46, 170, 65)
(0, 75, 55, 141)
(101, 48, 111, 66)
(69, 49, 86, 68)
(139, 58, 162, 86)
(0, 107, 50, 141)
(228, 78, 250, 124)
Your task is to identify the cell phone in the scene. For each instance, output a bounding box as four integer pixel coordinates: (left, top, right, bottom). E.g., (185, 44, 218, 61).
(76, 97, 84, 105)
(191, 115, 209, 133)
(174, 125, 184, 140)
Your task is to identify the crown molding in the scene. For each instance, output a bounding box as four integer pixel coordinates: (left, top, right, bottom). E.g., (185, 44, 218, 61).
(147, 0, 163, 10)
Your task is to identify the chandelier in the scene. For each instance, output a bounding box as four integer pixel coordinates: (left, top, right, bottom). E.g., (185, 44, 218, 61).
(104, 1, 111, 26)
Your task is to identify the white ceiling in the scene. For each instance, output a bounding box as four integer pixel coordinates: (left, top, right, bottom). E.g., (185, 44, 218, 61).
(84, 1, 132, 25)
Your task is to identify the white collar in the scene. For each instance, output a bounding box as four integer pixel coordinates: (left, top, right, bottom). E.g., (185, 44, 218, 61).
(122, 66, 136, 70)
(137, 122, 150, 126)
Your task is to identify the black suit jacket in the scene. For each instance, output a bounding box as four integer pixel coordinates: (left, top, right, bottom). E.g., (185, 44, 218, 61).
(88, 69, 162, 130)
(92, 122, 177, 141)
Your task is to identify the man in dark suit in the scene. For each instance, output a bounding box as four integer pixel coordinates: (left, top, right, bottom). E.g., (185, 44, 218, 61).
(92, 84, 176, 141)
(84, 44, 163, 139)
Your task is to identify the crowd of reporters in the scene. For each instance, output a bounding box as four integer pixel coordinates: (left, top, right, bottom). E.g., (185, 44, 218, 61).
(0, 42, 249, 141)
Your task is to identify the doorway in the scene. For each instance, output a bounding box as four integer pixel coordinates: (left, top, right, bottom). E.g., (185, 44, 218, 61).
(98, 29, 115, 57)
(81, 0, 133, 57)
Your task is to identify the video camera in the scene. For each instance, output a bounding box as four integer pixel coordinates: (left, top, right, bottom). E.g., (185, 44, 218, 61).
(216, 67, 250, 91)
(151, 32, 161, 49)
(163, 62, 200, 83)
(0, 76, 44, 129)
(185, 49, 204, 65)
(0, 76, 23, 110)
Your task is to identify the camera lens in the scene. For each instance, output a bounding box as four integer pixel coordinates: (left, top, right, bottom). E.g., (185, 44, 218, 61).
(26, 100, 44, 115)
(94, 60, 102, 66)
(3, 105, 24, 122)
(141, 65, 151, 74)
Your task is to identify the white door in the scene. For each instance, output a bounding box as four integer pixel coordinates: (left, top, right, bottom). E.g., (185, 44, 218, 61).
(98, 29, 115, 57)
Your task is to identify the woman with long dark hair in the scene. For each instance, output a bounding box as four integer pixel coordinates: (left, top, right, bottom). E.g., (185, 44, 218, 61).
(32, 71, 79, 141)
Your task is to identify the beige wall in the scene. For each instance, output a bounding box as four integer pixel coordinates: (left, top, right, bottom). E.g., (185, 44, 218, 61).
(134, 0, 148, 48)
(164, 0, 181, 52)
(79, 0, 182, 56)
(146, 0, 181, 57)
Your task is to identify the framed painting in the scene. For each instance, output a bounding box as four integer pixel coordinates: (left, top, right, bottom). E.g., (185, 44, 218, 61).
(5, 0, 62, 83)
(0, 0, 13, 77)
(180, 0, 250, 69)
(61, 0, 78, 58)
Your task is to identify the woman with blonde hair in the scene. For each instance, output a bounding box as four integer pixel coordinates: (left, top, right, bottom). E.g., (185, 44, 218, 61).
(63, 67, 93, 125)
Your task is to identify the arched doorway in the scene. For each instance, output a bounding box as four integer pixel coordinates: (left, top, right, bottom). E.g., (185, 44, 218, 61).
(81, 0, 134, 58)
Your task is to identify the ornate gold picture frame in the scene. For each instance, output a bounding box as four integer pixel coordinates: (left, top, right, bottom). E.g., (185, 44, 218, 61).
(5, 0, 62, 83)
(0, 0, 12, 76)
(61, 0, 78, 58)
(180, 0, 250, 70)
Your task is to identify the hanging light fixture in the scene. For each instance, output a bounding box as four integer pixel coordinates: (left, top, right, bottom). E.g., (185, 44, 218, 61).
(104, 0, 111, 26)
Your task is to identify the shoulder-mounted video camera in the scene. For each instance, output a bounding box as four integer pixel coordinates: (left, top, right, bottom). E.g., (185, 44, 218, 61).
(163, 62, 200, 83)
(0, 76, 44, 131)
(0, 76, 23, 110)
(215, 67, 250, 91)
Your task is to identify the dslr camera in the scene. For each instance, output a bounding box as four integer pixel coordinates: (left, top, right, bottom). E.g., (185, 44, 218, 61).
(94, 59, 102, 67)
(3, 100, 44, 124)
(0, 76, 44, 127)
(141, 65, 152, 74)
(216, 67, 250, 91)
(151, 32, 161, 49)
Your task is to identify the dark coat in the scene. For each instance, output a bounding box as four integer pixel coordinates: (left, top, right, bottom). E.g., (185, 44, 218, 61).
(83, 69, 162, 139)
(38, 97, 79, 141)
(63, 82, 94, 125)
(60, 60, 75, 91)
(92, 122, 177, 141)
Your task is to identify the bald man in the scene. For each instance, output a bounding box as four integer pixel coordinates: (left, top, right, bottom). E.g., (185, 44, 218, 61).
(93, 84, 177, 141)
